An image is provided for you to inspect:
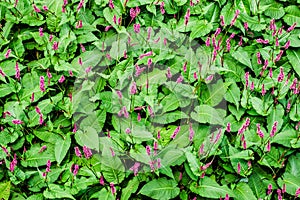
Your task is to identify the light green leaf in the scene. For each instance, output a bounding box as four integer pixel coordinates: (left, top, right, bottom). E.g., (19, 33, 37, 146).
(191, 105, 224, 125)
(101, 155, 125, 183)
(190, 177, 235, 198)
(0, 181, 10, 200)
(55, 133, 71, 165)
(225, 82, 240, 109)
(286, 49, 300, 77)
(74, 127, 99, 150)
(234, 182, 256, 200)
(190, 20, 213, 40)
(121, 177, 140, 200)
(43, 184, 75, 200)
(139, 178, 180, 200)
(231, 48, 253, 69)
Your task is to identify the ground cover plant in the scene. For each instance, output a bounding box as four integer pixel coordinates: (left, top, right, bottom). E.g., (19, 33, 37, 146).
(0, 0, 300, 199)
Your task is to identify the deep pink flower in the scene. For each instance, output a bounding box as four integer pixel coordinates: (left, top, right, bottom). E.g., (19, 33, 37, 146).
(110, 147, 115, 157)
(166, 67, 172, 79)
(42, 5, 48, 11)
(99, 176, 105, 185)
(214, 28, 221, 36)
(277, 67, 284, 82)
(176, 75, 183, 83)
(14, 0, 18, 7)
(109, 0, 114, 9)
(76, 20, 82, 28)
(5, 49, 11, 58)
(12, 119, 23, 124)
(244, 22, 248, 31)
(125, 128, 131, 134)
(72, 164, 79, 176)
(157, 130, 161, 140)
(262, 84, 266, 96)
(266, 140, 271, 152)
(184, 8, 190, 26)
(270, 121, 278, 137)
(10, 154, 17, 172)
(130, 82, 137, 95)
(277, 189, 282, 200)
(46, 160, 51, 172)
(31, 93, 35, 102)
(77, 0, 84, 12)
(139, 51, 153, 59)
(39, 27, 44, 37)
(275, 50, 283, 62)
(74, 147, 82, 157)
(129, 162, 140, 176)
(267, 184, 272, 195)
(226, 122, 231, 132)
(49, 34, 53, 42)
(171, 126, 181, 139)
(52, 41, 59, 50)
(63, 0, 68, 6)
(256, 123, 264, 138)
(189, 124, 195, 141)
(58, 75, 65, 83)
(245, 72, 249, 88)
(2, 147, 9, 156)
(110, 183, 116, 195)
(230, 9, 240, 26)
(130, 8, 136, 19)
(83, 145, 92, 159)
(0, 68, 6, 77)
(237, 162, 241, 174)
(193, 72, 198, 80)
(137, 113, 141, 122)
(295, 187, 300, 198)
(287, 23, 297, 32)
(39, 145, 47, 153)
(183, 62, 187, 72)
(224, 194, 229, 200)
(33, 4, 41, 12)
(148, 106, 154, 117)
(205, 37, 210, 47)
(15, 62, 20, 81)
(220, 16, 225, 26)
(284, 40, 290, 49)
(160, 2, 165, 14)
(133, 23, 140, 33)
(122, 106, 129, 118)
(200, 161, 212, 170)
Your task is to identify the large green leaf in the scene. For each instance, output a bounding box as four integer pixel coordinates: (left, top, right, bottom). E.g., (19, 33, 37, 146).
(277, 173, 300, 196)
(234, 182, 256, 200)
(54, 133, 71, 165)
(22, 144, 55, 167)
(283, 5, 300, 27)
(190, 20, 213, 40)
(74, 127, 99, 150)
(191, 105, 224, 125)
(139, 178, 180, 200)
(43, 184, 75, 200)
(101, 155, 125, 184)
(286, 49, 300, 77)
(231, 48, 253, 69)
(190, 177, 235, 198)
(0, 181, 10, 200)
(121, 177, 140, 200)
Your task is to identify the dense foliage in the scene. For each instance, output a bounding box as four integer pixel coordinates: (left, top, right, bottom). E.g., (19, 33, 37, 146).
(0, 0, 300, 199)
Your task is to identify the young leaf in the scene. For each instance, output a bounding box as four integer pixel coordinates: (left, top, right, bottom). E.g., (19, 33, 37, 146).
(139, 178, 180, 200)
(54, 133, 71, 165)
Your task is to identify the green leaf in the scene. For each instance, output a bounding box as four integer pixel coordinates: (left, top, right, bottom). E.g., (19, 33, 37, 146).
(225, 82, 240, 109)
(0, 181, 10, 200)
(286, 153, 300, 177)
(277, 173, 300, 196)
(74, 127, 99, 150)
(151, 111, 188, 124)
(234, 182, 256, 200)
(267, 104, 284, 134)
(185, 151, 201, 176)
(43, 184, 75, 200)
(54, 133, 71, 165)
(272, 128, 298, 147)
(90, 188, 115, 200)
(190, 20, 213, 40)
(164, 81, 196, 99)
(264, 3, 285, 19)
(286, 49, 300, 77)
(121, 177, 140, 200)
(23, 144, 55, 167)
(101, 155, 125, 184)
(283, 5, 300, 27)
(139, 178, 180, 200)
(190, 177, 235, 198)
(204, 79, 227, 107)
(231, 48, 253, 69)
(191, 105, 224, 125)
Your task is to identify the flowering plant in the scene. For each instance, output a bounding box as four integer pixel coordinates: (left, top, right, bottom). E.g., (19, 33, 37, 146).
(0, 0, 299, 199)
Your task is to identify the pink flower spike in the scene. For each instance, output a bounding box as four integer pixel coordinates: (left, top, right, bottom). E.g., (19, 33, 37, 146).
(269, 67, 273, 78)
(15, 62, 20, 81)
(109, 0, 114, 9)
(125, 128, 131, 134)
(277, 67, 284, 82)
(83, 145, 92, 159)
(287, 22, 297, 32)
(183, 62, 187, 72)
(31, 93, 35, 102)
(33, 4, 41, 12)
(49, 34, 53, 42)
(39, 145, 47, 153)
(160, 2, 165, 14)
(39, 27, 44, 37)
(0, 68, 6, 77)
(206, 37, 211, 47)
(52, 41, 59, 50)
(110, 147, 115, 157)
(176, 75, 183, 83)
(193, 72, 198, 80)
(184, 8, 190, 26)
(189, 124, 195, 141)
(267, 184, 272, 195)
(76, 20, 83, 29)
(110, 183, 116, 195)
(72, 164, 79, 176)
(171, 126, 181, 139)
(58, 75, 65, 83)
(5, 49, 11, 59)
(12, 119, 23, 124)
(14, 0, 18, 7)
(284, 40, 290, 49)
(166, 67, 172, 79)
(74, 147, 82, 157)
(42, 5, 48, 11)
(77, 0, 84, 12)
(146, 145, 151, 155)
(244, 22, 248, 31)
(133, 23, 140, 33)
(148, 105, 154, 117)
(237, 162, 241, 174)
(157, 130, 161, 140)
(266, 140, 271, 152)
(214, 28, 221, 36)
(226, 122, 231, 132)
(116, 90, 122, 99)
(261, 84, 266, 96)
(99, 176, 105, 185)
(130, 82, 137, 95)
(137, 113, 141, 122)
(123, 106, 129, 118)
(220, 15, 225, 26)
